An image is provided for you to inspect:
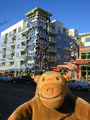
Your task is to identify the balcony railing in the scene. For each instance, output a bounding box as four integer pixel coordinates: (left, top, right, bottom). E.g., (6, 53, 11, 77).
(1, 37, 7, 41)
(18, 28, 27, 35)
(8, 57, 14, 61)
(8, 41, 15, 46)
(48, 56, 56, 62)
(19, 55, 26, 61)
(10, 49, 15, 53)
(48, 27, 56, 35)
(48, 47, 57, 53)
(20, 64, 25, 68)
(1, 44, 6, 48)
(49, 37, 57, 44)
(0, 58, 5, 62)
(17, 37, 26, 43)
(18, 46, 26, 51)
(10, 64, 14, 67)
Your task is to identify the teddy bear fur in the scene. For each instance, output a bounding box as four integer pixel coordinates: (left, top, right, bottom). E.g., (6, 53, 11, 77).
(8, 71, 90, 120)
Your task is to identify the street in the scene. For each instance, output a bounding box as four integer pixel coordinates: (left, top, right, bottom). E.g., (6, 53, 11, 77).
(0, 82, 90, 120)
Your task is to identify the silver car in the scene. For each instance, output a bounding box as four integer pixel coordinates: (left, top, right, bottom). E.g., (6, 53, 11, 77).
(67, 79, 90, 91)
(0, 74, 13, 82)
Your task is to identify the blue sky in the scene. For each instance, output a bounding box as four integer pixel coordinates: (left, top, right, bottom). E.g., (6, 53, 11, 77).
(0, 0, 90, 35)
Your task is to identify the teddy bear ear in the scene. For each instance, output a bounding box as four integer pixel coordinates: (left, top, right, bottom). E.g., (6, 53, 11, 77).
(63, 75, 69, 83)
(34, 75, 41, 83)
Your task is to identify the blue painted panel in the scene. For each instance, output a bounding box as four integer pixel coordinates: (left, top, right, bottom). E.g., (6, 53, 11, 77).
(31, 35, 36, 40)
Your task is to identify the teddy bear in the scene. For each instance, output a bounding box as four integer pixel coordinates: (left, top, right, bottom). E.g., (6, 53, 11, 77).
(8, 71, 90, 120)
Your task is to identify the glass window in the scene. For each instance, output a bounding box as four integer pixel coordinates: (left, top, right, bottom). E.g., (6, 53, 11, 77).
(64, 47, 69, 52)
(81, 53, 86, 59)
(18, 26, 21, 32)
(87, 66, 90, 70)
(87, 52, 90, 59)
(57, 54, 61, 59)
(85, 37, 90, 42)
(64, 55, 69, 60)
(15, 61, 18, 67)
(81, 66, 86, 70)
(16, 53, 19, 57)
(72, 80, 76, 83)
(17, 44, 20, 49)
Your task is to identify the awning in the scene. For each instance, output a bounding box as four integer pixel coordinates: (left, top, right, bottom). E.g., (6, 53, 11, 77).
(51, 66, 71, 71)
(70, 60, 90, 65)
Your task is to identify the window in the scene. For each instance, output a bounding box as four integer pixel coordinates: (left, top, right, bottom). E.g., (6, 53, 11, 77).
(2, 63, 5, 66)
(85, 37, 90, 42)
(7, 47, 10, 51)
(81, 53, 86, 59)
(57, 36, 61, 42)
(28, 60, 34, 66)
(64, 55, 69, 60)
(8, 32, 12, 36)
(81, 52, 90, 60)
(6, 62, 9, 67)
(17, 36, 20, 40)
(6, 55, 10, 58)
(17, 44, 20, 49)
(64, 47, 69, 52)
(58, 27, 61, 33)
(16, 53, 19, 57)
(87, 52, 90, 59)
(57, 48, 61, 51)
(15, 61, 18, 67)
(18, 26, 21, 32)
(57, 54, 61, 60)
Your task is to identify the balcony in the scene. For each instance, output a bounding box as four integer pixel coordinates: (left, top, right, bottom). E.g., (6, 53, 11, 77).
(0, 50, 2, 53)
(2, 51, 6, 55)
(1, 37, 7, 41)
(48, 46, 57, 53)
(17, 36, 26, 43)
(8, 57, 14, 62)
(1, 44, 6, 48)
(8, 41, 16, 46)
(48, 27, 56, 36)
(10, 49, 15, 54)
(19, 55, 26, 61)
(10, 64, 14, 67)
(18, 46, 26, 51)
(0, 50, 6, 54)
(12, 33, 16, 39)
(20, 64, 25, 69)
(18, 28, 27, 35)
(0, 58, 5, 62)
(49, 37, 57, 44)
(48, 56, 56, 62)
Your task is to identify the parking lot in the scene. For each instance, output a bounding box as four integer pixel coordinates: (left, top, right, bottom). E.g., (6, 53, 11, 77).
(0, 82, 90, 120)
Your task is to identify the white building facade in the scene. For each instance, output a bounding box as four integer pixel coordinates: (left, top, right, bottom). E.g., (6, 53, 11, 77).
(0, 20, 27, 75)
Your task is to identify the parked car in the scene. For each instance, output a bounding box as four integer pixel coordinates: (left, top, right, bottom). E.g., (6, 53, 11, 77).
(67, 79, 90, 91)
(0, 74, 13, 82)
(10, 75, 34, 84)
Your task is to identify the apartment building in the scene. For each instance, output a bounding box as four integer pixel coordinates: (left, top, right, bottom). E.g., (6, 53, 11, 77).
(0, 20, 27, 76)
(0, 7, 77, 76)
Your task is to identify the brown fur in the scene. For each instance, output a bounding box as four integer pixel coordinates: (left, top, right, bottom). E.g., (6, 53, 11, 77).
(8, 71, 90, 120)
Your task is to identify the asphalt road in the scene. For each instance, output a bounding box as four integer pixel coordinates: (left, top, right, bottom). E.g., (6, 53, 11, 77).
(0, 82, 90, 120)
